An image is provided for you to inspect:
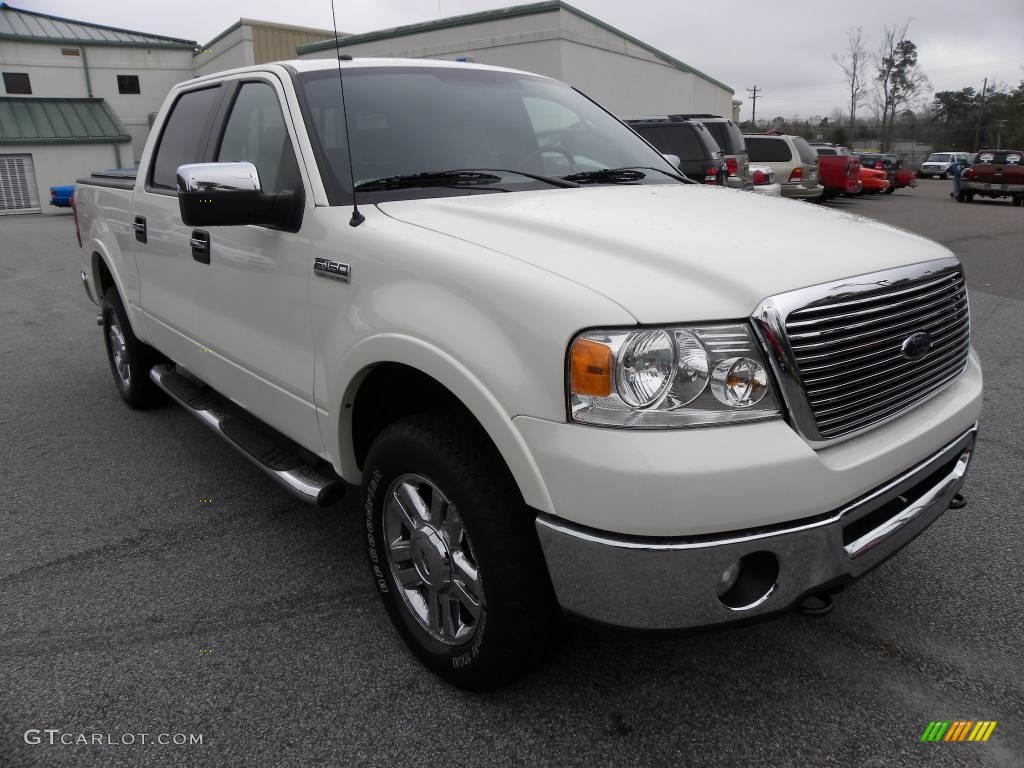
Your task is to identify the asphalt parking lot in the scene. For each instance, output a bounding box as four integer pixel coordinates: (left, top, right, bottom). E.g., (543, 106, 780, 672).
(2, 180, 1022, 767)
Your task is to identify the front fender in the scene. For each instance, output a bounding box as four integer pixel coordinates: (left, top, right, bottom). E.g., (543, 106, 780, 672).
(326, 333, 555, 514)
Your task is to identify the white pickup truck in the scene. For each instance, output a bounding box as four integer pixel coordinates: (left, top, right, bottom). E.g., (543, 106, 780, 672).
(74, 58, 982, 690)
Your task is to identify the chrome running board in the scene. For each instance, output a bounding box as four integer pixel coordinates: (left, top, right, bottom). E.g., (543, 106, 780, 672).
(149, 364, 345, 506)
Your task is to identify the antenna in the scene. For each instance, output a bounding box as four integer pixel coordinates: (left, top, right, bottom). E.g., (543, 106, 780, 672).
(329, 0, 363, 227)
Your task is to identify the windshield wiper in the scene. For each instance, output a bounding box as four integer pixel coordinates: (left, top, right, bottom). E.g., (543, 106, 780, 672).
(354, 168, 578, 192)
(563, 167, 647, 184)
(563, 166, 692, 185)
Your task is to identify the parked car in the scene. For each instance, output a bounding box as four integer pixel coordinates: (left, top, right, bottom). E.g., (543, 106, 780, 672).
(858, 166, 891, 194)
(743, 132, 824, 199)
(749, 163, 781, 196)
(627, 117, 726, 185)
(671, 114, 752, 190)
(855, 153, 900, 193)
(813, 145, 861, 198)
(918, 152, 971, 179)
(74, 58, 981, 690)
(49, 184, 75, 207)
(959, 149, 1024, 205)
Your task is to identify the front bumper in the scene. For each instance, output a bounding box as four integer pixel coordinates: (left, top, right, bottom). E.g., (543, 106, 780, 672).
(536, 425, 976, 629)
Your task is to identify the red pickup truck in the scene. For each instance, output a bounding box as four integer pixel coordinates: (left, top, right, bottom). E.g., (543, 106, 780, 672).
(959, 149, 1024, 206)
(812, 146, 861, 198)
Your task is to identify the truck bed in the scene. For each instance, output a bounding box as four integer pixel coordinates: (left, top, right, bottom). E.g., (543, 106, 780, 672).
(75, 168, 138, 190)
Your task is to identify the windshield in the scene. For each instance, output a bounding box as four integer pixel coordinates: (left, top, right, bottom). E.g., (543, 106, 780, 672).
(926, 154, 952, 163)
(297, 66, 679, 203)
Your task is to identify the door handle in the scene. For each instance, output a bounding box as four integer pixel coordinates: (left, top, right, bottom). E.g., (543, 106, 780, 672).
(190, 230, 211, 264)
(133, 215, 147, 244)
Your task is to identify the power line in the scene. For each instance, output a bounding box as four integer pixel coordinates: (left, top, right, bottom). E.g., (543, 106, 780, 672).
(747, 85, 761, 125)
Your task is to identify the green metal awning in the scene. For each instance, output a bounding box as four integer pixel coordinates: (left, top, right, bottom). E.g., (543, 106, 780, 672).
(0, 2, 196, 49)
(0, 97, 130, 145)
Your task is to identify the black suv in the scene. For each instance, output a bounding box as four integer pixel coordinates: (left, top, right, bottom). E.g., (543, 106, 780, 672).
(670, 114, 752, 190)
(626, 117, 727, 185)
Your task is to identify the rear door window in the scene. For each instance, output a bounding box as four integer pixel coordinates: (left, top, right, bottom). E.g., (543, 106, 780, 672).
(633, 125, 709, 161)
(150, 86, 222, 190)
(745, 137, 792, 162)
(702, 121, 745, 155)
(792, 137, 818, 164)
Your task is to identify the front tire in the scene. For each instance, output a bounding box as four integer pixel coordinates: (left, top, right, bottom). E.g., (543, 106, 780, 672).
(362, 410, 560, 690)
(101, 291, 165, 409)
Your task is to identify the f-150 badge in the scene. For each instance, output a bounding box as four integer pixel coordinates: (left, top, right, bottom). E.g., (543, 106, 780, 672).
(314, 258, 351, 283)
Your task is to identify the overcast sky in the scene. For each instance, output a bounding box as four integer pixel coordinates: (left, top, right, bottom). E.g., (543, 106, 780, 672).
(28, 0, 1024, 118)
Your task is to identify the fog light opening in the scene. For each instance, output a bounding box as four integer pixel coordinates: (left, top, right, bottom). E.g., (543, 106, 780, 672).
(717, 551, 780, 611)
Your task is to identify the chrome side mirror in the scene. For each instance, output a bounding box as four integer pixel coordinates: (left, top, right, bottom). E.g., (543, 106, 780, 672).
(177, 161, 262, 194)
(176, 162, 299, 229)
(662, 153, 681, 169)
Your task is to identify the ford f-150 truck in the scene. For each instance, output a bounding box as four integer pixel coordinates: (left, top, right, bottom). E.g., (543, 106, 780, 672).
(74, 59, 982, 691)
(959, 149, 1024, 205)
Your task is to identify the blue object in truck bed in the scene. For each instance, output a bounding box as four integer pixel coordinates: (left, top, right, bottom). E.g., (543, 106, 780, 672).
(49, 184, 75, 207)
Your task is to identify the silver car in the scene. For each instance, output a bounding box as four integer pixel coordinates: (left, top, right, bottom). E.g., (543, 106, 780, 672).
(743, 133, 824, 200)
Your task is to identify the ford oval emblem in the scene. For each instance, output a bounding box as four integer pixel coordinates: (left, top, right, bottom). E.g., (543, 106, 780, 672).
(901, 331, 932, 361)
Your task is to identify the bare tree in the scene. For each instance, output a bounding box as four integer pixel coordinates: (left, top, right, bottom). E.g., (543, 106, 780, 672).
(832, 27, 869, 140)
(874, 22, 930, 151)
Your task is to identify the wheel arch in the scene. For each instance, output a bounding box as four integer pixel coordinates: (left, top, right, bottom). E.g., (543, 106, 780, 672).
(327, 334, 555, 514)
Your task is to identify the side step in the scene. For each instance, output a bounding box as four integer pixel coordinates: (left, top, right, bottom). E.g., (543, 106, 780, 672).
(149, 364, 345, 506)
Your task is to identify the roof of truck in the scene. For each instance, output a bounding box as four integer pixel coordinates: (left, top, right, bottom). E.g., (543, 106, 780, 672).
(186, 57, 556, 88)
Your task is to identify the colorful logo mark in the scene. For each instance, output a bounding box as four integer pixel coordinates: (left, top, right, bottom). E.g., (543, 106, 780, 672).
(920, 721, 997, 742)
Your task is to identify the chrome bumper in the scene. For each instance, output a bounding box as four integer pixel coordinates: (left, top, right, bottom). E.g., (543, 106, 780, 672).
(962, 181, 1024, 194)
(536, 425, 976, 629)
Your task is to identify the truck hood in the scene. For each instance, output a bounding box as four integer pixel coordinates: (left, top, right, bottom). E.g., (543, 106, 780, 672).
(377, 184, 954, 323)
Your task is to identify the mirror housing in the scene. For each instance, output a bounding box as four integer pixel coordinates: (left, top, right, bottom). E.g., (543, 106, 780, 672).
(176, 162, 299, 229)
(662, 153, 681, 169)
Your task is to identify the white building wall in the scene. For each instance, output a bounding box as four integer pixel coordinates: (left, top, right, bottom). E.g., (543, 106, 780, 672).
(299, 10, 565, 78)
(0, 40, 194, 163)
(193, 24, 255, 78)
(4, 143, 123, 214)
(297, 9, 732, 116)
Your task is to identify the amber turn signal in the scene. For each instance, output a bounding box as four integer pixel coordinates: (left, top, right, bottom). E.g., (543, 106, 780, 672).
(571, 338, 612, 397)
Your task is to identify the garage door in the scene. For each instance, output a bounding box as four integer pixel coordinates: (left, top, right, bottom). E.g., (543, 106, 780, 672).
(0, 154, 40, 215)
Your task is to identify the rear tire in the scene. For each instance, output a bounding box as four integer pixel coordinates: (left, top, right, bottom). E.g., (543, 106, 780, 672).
(362, 409, 561, 690)
(101, 291, 165, 409)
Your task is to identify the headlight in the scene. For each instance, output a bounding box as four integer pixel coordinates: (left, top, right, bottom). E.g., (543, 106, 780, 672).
(568, 323, 780, 428)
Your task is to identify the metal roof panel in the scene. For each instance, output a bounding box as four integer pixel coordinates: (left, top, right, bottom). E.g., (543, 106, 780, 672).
(0, 97, 131, 144)
(0, 2, 196, 48)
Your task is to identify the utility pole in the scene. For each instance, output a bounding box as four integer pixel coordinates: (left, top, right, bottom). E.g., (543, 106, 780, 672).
(747, 86, 761, 128)
(973, 77, 987, 151)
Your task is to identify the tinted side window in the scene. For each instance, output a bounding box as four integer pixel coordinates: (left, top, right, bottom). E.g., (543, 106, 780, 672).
(217, 82, 301, 194)
(151, 86, 221, 189)
(792, 137, 818, 164)
(633, 125, 709, 161)
(703, 121, 744, 155)
(816, 148, 837, 155)
(745, 137, 792, 162)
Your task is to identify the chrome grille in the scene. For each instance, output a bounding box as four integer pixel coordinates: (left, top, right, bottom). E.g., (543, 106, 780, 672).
(754, 259, 971, 442)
